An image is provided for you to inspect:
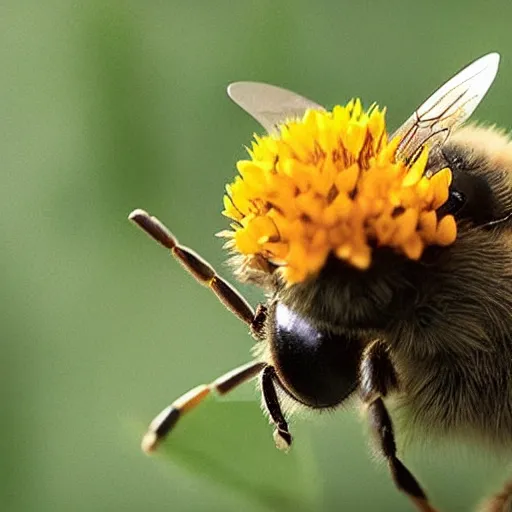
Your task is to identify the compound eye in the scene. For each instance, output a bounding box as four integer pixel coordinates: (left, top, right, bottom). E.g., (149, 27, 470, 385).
(438, 146, 501, 225)
(439, 189, 466, 217)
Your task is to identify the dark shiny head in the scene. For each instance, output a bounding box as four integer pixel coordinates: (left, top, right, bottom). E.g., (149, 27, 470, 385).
(268, 302, 363, 408)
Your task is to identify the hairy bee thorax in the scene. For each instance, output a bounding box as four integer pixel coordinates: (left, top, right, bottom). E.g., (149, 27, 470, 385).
(450, 124, 512, 178)
(385, 223, 512, 447)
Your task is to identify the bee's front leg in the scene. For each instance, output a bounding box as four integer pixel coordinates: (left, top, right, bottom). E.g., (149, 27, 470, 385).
(359, 341, 438, 512)
(261, 366, 292, 451)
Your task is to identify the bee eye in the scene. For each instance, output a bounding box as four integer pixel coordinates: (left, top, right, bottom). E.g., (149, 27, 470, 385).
(439, 189, 466, 216)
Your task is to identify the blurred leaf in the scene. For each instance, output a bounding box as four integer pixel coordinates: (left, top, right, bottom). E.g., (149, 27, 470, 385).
(155, 396, 320, 511)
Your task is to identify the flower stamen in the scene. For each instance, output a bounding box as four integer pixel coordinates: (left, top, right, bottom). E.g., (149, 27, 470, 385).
(221, 102, 457, 285)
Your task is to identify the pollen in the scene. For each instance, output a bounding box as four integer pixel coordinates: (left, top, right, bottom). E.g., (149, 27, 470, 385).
(221, 101, 457, 284)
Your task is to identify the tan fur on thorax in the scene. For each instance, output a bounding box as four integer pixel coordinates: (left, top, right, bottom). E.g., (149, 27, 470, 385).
(389, 127, 512, 449)
(452, 125, 512, 188)
(451, 125, 512, 166)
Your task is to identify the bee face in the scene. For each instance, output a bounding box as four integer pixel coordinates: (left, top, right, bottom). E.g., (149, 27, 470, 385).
(274, 250, 406, 331)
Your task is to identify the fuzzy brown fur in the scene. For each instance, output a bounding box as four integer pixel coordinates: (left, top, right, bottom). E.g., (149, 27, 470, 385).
(235, 126, 512, 509)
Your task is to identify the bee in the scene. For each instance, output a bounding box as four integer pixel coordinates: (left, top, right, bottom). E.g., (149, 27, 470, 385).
(129, 53, 512, 512)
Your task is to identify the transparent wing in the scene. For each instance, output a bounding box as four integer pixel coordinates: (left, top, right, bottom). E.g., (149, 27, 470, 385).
(392, 53, 500, 162)
(227, 82, 325, 133)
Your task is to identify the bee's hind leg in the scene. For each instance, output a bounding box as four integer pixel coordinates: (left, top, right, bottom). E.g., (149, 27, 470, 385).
(359, 341, 439, 512)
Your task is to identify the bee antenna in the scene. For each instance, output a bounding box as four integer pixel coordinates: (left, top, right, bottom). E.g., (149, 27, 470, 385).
(128, 209, 255, 327)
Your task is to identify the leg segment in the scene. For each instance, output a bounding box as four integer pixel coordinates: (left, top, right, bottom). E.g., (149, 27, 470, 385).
(360, 342, 437, 512)
(142, 360, 265, 453)
(129, 209, 255, 326)
(261, 366, 292, 451)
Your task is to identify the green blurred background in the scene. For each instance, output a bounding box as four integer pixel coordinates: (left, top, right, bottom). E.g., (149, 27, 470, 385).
(2, 1, 512, 511)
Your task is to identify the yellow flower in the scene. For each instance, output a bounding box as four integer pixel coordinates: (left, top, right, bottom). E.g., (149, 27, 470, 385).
(221, 101, 457, 285)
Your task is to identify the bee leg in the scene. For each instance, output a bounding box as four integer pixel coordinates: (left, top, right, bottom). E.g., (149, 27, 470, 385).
(479, 480, 512, 511)
(261, 366, 292, 451)
(360, 342, 438, 512)
(250, 303, 268, 339)
(129, 209, 255, 327)
(141, 360, 265, 453)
